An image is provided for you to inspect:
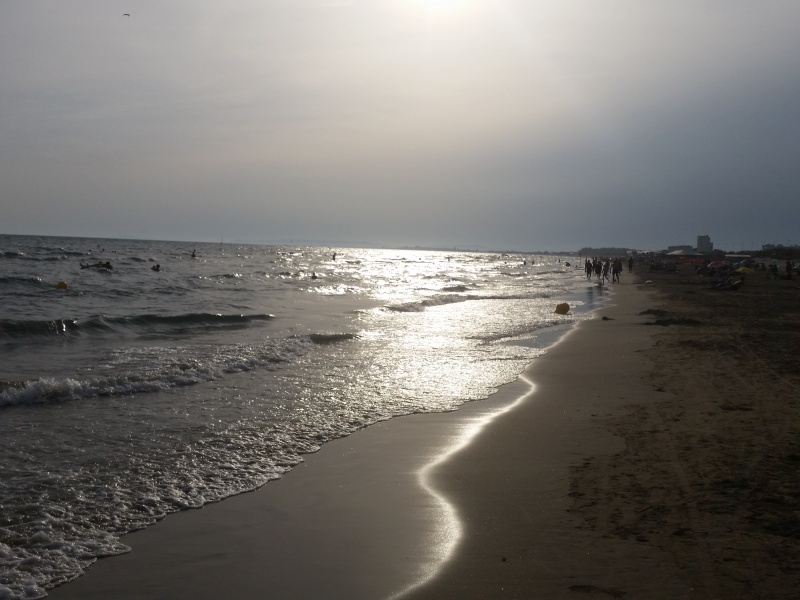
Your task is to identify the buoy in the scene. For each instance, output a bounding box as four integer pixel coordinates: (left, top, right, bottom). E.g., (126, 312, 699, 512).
(554, 302, 569, 315)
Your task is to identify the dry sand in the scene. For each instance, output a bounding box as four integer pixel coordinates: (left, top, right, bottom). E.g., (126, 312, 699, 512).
(572, 264, 800, 599)
(48, 264, 800, 599)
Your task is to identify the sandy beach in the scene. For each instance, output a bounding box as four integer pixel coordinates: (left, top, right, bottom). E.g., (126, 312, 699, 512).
(48, 263, 800, 600)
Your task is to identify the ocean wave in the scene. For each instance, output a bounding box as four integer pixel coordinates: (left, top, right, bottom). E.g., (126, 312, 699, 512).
(0, 251, 44, 261)
(385, 294, 472, 312)
(0, 335, 311, 407)
(0, 275, 46, 287)
(441, 284, 469, 292)
(0, 375, 175, 407)
(307, 332, 358, 344)
(384, 290, 556, 313)
(1, 250, 27, 259)
(37, 246, 86, 256)
(470, 318, 569, 343)
(124, 313, 274, 328)
(480, 291, 556, 302)
(0, 318, 83, 338)
(0, 313, 276, 341)
(499, 271, 528, 278)
(1, 250, 85, 261)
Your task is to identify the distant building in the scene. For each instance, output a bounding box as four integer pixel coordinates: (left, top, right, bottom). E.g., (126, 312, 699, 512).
(696, 235, 713, 254)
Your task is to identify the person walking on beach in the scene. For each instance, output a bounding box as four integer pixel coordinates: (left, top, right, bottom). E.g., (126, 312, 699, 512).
(628, 256, 634, 273)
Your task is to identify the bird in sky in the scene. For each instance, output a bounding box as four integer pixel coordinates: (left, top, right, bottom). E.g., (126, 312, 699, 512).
(123, 13, 130, 17)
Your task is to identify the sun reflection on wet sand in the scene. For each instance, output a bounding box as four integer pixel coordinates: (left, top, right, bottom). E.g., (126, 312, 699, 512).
(389, 373, 536, 599)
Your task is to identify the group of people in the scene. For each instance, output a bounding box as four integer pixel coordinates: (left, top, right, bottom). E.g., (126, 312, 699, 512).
(80, 249, 200, 274)
(767, 260, 795, 280)
(584, 257, 631, 284)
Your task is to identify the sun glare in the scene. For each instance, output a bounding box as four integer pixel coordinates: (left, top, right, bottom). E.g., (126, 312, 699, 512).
(415, 0, 463, 12)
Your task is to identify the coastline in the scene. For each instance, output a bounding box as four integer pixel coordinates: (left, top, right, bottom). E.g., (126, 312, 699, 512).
(49, 263, 800, 600)
(405, 264, 800, 599)
(402, 270, 694, 599)
(45, 366, 536, 600)
(48, 273, 664, 600)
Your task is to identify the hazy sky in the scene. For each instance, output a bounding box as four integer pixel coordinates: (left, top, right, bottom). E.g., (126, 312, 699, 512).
(2, 1, 799, 251)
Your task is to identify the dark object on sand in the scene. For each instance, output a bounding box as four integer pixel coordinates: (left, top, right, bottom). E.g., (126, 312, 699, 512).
(712, 277, 743, 291)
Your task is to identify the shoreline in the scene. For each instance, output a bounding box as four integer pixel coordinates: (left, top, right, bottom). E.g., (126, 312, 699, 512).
(402, 271, 695, 598)
(46, 362, 539, 600)
(47, 270, 720, 599)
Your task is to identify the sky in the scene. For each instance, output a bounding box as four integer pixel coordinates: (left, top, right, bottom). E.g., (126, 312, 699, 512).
(2, 0, 799, 252)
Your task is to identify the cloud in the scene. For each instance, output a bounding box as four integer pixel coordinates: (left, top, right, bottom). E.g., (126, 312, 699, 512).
(2, 1, 800, 250)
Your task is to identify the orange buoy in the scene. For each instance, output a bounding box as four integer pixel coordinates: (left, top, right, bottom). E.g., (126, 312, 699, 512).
(56, 281, 69, 290)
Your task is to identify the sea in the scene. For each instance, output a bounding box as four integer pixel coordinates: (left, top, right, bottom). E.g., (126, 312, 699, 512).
(0, 234, 606, 599)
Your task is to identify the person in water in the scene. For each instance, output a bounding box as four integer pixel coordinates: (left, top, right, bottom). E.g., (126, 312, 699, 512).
(151, 264, 161, 272)
(81, 261, 112, 269)
(191, 249, 196, 258)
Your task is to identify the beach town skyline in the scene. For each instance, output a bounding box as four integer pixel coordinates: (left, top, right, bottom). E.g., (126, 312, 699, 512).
(1, 231, 796, 258)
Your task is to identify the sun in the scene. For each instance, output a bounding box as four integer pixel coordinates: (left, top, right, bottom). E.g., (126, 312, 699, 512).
(415, 0, 463, 12)
(404, 0, 474, 20)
